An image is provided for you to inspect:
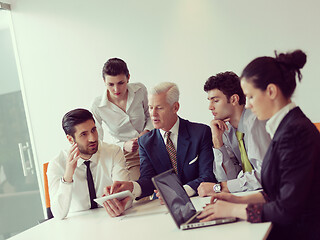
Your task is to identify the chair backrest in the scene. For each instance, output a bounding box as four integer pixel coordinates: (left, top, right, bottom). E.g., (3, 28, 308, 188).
(43, 162, 53, 219)
(314, 122, 320, 133)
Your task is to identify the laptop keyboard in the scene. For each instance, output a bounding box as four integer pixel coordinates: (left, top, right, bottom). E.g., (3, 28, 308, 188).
(189, 217, 200, 223)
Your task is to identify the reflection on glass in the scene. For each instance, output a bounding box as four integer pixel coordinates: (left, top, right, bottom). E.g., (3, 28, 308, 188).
(156, 172, 197, 226)
(0, 8, 43, 240)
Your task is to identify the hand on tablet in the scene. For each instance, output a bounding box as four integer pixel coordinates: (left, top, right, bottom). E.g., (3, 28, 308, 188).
(107, 181, 134, 194)
(102, 181, 134, 217)
(103, 196, 131, 217)
(154, 190, 164, 205)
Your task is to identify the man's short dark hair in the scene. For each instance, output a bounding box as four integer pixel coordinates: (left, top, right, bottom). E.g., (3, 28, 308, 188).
(62, 109, 95, 138)
(204, 71, 245, 105)
(102, 58, 129, 79)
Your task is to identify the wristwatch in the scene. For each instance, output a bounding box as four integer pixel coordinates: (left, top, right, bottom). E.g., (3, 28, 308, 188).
(61, 177, 73, 184)
(213, 183, 221, 193)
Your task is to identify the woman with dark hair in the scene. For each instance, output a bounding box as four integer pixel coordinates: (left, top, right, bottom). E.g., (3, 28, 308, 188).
(91, 58, 153, 181)
(197, 50, 320, 239)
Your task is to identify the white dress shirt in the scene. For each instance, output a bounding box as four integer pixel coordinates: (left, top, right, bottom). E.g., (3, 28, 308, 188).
(158, 119, 179, 150)
(213, 108, 271, 192)
(132, 118, 196, 197)
(266, 102, 296, 139)
(91, 82, 153, 150)
(47, 141, 130, 219)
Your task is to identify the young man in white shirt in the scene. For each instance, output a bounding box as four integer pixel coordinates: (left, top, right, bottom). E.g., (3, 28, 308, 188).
(47, 109, 130, 219)
(197, 72, 271, 195)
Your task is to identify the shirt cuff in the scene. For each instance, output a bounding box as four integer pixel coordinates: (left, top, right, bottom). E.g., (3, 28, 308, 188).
(246, 203, 264, 223)
(226, 178, 243, 193)
(183, 184, 196, 197)
(213, 145, 225, 157)
(61, 177, 73, 184)
(59, 177, 74, 192)
(132, 181, 142, 198)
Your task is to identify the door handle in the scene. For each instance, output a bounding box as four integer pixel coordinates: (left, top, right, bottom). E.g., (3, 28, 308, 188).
(18, 142, 34, 176)
(26, 142, 34, 174)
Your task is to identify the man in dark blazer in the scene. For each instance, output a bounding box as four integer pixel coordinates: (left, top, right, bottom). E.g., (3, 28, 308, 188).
(102, 82, 216, 217)
(137, 116, 215, 198)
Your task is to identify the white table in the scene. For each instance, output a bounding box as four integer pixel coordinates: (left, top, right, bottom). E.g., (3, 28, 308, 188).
(8, 196, 271, 240)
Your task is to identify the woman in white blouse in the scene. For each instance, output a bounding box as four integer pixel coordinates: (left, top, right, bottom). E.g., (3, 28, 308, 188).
(91, 58, 153, 181)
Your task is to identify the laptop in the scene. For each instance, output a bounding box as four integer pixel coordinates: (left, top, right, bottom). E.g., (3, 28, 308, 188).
(152, 169, 237, 230)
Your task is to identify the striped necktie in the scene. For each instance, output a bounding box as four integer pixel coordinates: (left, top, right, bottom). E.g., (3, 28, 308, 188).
(235, 131, 253, 173)
(164, 131, 178, 173)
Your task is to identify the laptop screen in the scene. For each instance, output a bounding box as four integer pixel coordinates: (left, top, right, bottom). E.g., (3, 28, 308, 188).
(152, 169, 197, 227)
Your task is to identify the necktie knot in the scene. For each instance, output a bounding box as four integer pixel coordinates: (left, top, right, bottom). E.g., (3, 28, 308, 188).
(236, 131, 244, 141)
(235, 131, 253, 173)
(164, 131, 171, 140)
(84, 161, 90, 167)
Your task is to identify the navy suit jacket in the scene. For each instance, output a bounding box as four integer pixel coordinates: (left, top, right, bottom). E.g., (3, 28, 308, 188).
(261, 107, 320, 239)
(137, 118, 216, 198)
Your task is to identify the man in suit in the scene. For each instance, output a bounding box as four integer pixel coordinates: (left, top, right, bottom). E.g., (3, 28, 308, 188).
(102, 82, 216, 217)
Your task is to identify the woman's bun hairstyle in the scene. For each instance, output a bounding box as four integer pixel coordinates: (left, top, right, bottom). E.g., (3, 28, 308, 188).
(275, 49, 307, 82)
(241, 49, 307, 99)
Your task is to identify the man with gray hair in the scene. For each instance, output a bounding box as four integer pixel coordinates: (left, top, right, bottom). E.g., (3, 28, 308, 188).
(102, 82, 216, 217)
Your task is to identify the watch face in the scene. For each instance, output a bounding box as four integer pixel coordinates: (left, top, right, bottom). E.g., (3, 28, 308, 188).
(214, 184, 221, 193)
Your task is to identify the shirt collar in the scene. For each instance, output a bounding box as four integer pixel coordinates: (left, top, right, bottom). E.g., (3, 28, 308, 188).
(99, 89, 109, 108)
(266, 102, 296, 139)
(98, 83, 141, 108)
(237, 107, 247, 133)
(76, 141, 101, 167)
(225, 107, 247, 134)
(126, 83, 141, 109)
(159, 117, 180, 139)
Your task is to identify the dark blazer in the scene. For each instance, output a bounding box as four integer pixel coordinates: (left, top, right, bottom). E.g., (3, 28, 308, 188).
(137, 117, 216, 198)
(261, 107, 320, 240)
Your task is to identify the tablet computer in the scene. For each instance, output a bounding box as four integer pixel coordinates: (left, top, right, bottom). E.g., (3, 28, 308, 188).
(94, 190, 134, 206)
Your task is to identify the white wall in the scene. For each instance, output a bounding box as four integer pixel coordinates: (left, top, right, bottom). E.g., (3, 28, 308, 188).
(0, 9, 20, 95)
(10, 0, 320, 169)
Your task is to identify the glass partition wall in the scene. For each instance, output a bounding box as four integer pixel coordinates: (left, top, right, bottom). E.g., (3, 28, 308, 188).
(0, 4, 45, 239)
